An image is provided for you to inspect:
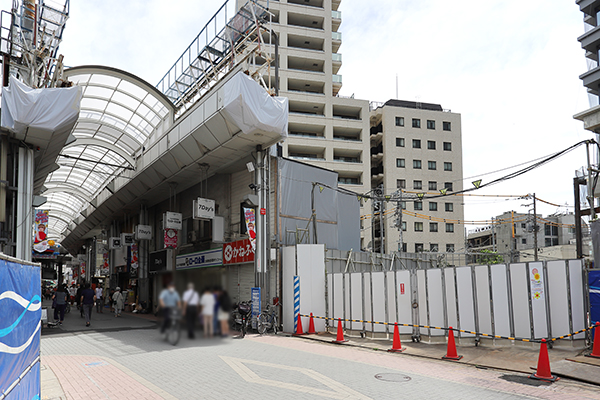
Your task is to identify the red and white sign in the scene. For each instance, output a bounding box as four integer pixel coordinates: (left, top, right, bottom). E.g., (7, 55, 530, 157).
(223, 239, 255, 265)
(164, 228, 178, 249)
(260, 208, 266, 215)
(400, 283, 405, 295)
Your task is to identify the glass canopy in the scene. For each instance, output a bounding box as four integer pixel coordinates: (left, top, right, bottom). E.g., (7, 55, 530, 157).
(42, 66, 174, 242)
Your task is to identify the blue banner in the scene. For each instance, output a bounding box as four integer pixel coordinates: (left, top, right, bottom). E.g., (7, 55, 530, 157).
(0, 258, 41, 400)
(251, 287, 261, 329)
(590, 270, 600, 326)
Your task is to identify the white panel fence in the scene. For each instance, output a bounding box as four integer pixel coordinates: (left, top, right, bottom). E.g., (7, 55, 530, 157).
(325, 250, 588, 347)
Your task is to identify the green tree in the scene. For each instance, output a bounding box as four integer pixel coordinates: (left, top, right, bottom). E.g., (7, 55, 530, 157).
(478, 249, 504, 265)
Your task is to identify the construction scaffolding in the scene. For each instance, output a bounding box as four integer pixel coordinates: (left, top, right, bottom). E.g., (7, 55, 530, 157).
(156, 0, 276, 116)
(0, 0, 70, 88)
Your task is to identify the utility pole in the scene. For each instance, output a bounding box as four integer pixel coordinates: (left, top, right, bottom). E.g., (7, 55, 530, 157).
(394, 190, 403, 252)
(491, 217, 497, 252)
(532, 193, 538, 262)
(379, 184, 385, 256)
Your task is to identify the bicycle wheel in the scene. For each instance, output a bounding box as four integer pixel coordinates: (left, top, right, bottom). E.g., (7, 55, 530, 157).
(167, 323, 180, 345)
(257, 314, 268, 335)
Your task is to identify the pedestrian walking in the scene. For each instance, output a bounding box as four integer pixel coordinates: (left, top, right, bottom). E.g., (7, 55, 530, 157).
(218, 290, 232, 337)
(52, 285, 68, 324)
(182, 283, 200, 339)
(75, 283, 83, 318)
(95, 285, 103, 313)
(159, 283, 181, 334)
(200, 287, 215, 337)
(113, 287, 124, 317)
(80, 283, 96, 327)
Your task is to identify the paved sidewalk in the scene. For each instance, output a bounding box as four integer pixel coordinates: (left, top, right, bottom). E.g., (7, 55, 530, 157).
(40, 328, 600, 399)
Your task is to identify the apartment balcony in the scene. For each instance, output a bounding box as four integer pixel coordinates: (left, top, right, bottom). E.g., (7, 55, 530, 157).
(288, 144, 326, 161)
(332, 0, 341, 11)
(332, 104, 361, 120)
(580, 64, 600, 95)
(288, 78, 325, 95)
(332, 10, 341, 32)
(578, 0, 600, 18)
(288, 100, 325, 117)
(288, 122, 325, 139)
(333, 126, 361, 142)
(333, 148, 362, 164)
(371, 163, 383, 178)
(332, 74, 342, 96)
(332, 53, 342, 74)
(288, 0, 324, 9)
(288, 34, 325, 52)
(332, 31, 342, 53)
(288, 11, 324, 30)
(288, 55, 325, 74)
(578, 24, 600, 55)
(338, 174, 362, 185)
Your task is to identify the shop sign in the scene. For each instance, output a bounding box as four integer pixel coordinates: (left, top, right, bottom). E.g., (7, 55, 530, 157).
(176, 248, 223, 270)
(121, 233, 135, 246)
(109, 237, 122, 249)
(251, 287, 261, 329)
(164, 211, 182, 230)
(149, 249, 173, 273)
(193, 198, 215, 220)
(222, 238, 254, 265)
(135, 224, 152, 240)
(164, 228, 178, 248)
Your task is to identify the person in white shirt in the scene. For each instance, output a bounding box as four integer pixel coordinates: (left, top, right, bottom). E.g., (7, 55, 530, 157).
(200, 288, 216, 337)
(182, 283, 200, 339)
(94, 286, 103, 313)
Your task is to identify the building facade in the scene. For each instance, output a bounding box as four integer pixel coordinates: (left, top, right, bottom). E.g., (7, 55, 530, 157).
(369, 100, 465, 255)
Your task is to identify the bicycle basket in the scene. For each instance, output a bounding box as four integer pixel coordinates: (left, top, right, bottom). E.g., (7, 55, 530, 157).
(238, 302, 251, 315)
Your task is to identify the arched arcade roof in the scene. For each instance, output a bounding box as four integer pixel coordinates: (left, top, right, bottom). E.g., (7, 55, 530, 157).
(42, 66, 174, 242)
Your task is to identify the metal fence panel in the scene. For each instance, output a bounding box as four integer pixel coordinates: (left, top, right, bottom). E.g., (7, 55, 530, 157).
(490, 264, 511, 337)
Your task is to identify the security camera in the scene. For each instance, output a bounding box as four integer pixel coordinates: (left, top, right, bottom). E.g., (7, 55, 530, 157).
(249, 183, 257, 190)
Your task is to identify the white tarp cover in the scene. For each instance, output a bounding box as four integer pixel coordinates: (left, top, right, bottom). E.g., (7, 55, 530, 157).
(1, 76, 82, 135)
(222, 72, 288, 137)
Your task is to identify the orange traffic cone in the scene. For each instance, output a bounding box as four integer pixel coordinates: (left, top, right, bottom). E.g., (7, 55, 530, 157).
(332, 318, 348, 344)
(586, 322, 600, 359)
(530, 339, 559, 382)
(442, 326, 463, 360)
(307, 313, 317, 334)
(388, 323, 405, 353)
(293, 313, 305, 336)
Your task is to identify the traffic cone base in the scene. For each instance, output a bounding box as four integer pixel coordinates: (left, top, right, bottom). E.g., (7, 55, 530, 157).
(388, 323, 405, 353)
(442, 327, 462, 361)
(585, 322, 600, 358)
(332, 318, 348, 344)
(292, 314, 306, 336)
(307, 313, 317, 335)
(529, 339, 559, 382)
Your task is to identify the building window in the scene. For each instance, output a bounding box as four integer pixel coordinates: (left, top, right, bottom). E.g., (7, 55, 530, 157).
(413, 160, 422, 169)
(427, 120, 435, 130)
(400, 201, 406, 209)
(400, 243, 407, 252)
(443, 121, 451, 131)
(445, 203, 454, 212)
(412, 139, 421, 149)
(446, 244, 455, 252)
(396, 158, 405, 168)
(415, 243, 424, 252)
(446, 223, 454, 233)
(395, 117, 404, 127)
(396, 137, 405, 147)
(444, 162, 453, 171)
(521, 223, 526, 229)
(521, 238, 527, 244)
(414, 222, 423, 232)
(428, 161, 437, 170)
(428, 181, 437, 191)
(412, 118, 421, 128)
(430, 222, 438, 232)
(402, 221, 407, 231)
(430, 243, 439, 252)
(397, 179, 406, 189)
(427, 140, 436, 150)
(429, 202, 437, 211)
(413, 180, 422, 190)
(443, 142, 452, 151)
(444, 182, 453, 191)
(414, 201, 423, 211)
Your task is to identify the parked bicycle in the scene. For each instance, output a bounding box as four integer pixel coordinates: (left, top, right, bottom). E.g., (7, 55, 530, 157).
(230, 301, 252, 338)
(257, 302, 280, 335)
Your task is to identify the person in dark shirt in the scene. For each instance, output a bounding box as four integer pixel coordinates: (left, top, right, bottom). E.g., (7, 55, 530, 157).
(52, 285, 68, 324)
(75, 283, 83, 318)
(80, 283, 96, 327)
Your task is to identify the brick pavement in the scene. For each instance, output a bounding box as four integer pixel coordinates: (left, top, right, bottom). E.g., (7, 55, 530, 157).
(40, 329, 600, 400)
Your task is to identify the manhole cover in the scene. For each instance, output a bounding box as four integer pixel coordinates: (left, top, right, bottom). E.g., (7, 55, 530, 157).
(374, 373, 411, 382)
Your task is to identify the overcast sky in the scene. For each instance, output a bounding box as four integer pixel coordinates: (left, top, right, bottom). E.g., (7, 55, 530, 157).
(2, 0, 593, 230)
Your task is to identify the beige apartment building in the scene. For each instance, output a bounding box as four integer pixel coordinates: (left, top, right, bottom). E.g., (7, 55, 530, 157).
(248, 0, 370, 194)
(369, 100, 465, 254)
